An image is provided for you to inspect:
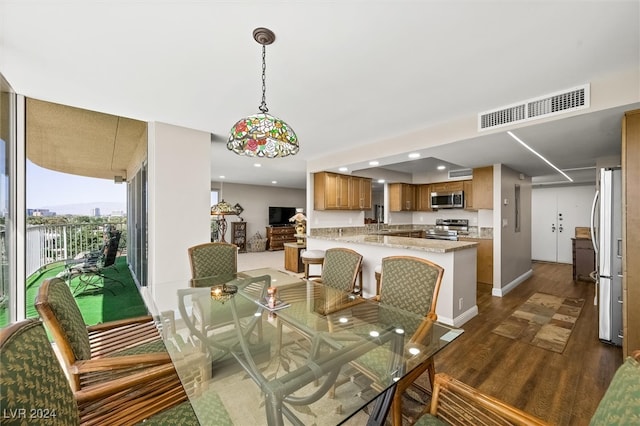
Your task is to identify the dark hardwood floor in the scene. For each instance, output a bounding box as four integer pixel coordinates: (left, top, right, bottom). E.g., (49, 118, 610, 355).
(430, 261, 622, 426)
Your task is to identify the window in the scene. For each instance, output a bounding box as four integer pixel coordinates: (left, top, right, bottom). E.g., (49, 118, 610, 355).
(0, 75, 16, 327)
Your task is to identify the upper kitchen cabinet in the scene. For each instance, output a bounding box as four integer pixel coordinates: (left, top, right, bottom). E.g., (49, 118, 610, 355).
(471, 166, 493, 209)
(350, 176, 372, 210)
(430, 181, 464, 192)
(463, 180, 474, 210)
(389, 183, 416, 211)
(314, 171, 372, 211)
(416, 184, 432, 211)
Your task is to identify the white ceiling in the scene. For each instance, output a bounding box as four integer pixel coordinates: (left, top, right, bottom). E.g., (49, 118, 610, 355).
(2, 1, 639, 189)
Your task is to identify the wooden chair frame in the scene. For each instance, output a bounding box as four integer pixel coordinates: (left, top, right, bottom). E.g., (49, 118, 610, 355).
(421, 372, 550, 426)
(361, 255, 444, 426)
(1, 319, 218, 426)
(34, 277, 196, 424)
(312, 247, 364, 295)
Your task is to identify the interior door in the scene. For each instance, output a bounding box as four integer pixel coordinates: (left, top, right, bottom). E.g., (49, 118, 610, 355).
(532, 189, 559, 262)
(532, 186, 596, 263)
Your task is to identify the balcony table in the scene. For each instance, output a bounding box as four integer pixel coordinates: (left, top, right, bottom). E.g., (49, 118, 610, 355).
(147, 268, 463, 426)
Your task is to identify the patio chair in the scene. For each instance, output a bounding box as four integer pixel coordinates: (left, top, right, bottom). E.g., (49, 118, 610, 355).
(349, 255, 444, 426)
(0, 319, 232, 426)
(34, 278, 176, 395)
(61, 228, 125, 296)
(413, 373, 549, 425)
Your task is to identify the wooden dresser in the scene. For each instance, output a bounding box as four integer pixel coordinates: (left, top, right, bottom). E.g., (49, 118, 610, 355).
(265, 226, 296, 251)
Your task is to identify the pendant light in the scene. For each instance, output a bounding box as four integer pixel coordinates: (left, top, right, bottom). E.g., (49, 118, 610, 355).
(227, 28, 299, 158)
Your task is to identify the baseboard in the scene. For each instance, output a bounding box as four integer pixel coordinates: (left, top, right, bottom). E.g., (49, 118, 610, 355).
(453, 305, 479, 327)
(437, 305, 479, 327)
(491, 269, 533, 297)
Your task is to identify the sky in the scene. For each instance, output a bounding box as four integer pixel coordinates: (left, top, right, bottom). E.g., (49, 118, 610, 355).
(27, 160, 126, 209)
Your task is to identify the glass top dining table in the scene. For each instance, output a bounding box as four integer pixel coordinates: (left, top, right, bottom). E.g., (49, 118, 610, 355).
(148, 268, 463, 426)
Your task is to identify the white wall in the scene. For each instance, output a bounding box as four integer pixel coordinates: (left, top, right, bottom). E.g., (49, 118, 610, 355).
(211, 181, 305, 240)
(148, 122, 211, 312)
(495, 165, 533, 296)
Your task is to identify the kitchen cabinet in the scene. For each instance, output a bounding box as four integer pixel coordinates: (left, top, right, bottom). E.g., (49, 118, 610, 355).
(623, 109, 640, 357)
(416, 184, 432, 211)
(459, 237, 493, 284)
(284, 242, 305, 273)
(472, 166, 493, 209)
(266, 226, 296, 251)
(430, 181, 464, 192)
(389, 183, 416, 211)
(572, 238, 595, 282)
(231, 222, 247, 253)
(463, 180, 474, 210)
(350, 176, 372, 210)
(314, 171, 372, 210)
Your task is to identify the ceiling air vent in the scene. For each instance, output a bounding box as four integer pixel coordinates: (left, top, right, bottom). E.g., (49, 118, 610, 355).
(478, 84, 590, 131)
(448, 168, 472, 179)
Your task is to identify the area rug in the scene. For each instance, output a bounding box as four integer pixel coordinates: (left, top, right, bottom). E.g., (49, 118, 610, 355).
(491, 292, 584, 353)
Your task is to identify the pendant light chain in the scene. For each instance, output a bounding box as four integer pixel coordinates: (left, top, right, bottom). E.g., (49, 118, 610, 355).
(259, 45, 269, 113)
(227, 27, 299, 158)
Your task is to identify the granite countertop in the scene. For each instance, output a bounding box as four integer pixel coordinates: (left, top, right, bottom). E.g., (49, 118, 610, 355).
(458, 233, 492, 240)
(308, 234, 477, 253)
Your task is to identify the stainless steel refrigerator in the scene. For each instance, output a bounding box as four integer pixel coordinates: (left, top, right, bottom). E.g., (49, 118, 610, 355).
(590, 168, 623, 346)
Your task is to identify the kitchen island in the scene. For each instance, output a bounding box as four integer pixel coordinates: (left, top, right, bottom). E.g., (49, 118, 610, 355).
(306, 234, 478, 326)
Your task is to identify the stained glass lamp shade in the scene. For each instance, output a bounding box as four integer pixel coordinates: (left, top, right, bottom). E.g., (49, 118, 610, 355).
(227, 27, 298, 159)
(210, 200, 237, 216)
(228, 113, 298, 158)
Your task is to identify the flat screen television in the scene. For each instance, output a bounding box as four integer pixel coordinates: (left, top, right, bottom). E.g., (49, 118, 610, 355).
(268, 206, 297, 227)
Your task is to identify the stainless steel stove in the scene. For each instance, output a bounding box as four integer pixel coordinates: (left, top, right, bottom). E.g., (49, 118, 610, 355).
(425, 219, 469, 241)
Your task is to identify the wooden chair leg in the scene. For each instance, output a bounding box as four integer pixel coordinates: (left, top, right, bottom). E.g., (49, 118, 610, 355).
(426, 357, 435, 389)
(389, 357, 436, 426)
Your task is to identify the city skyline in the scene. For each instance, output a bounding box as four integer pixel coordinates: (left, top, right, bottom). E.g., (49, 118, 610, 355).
(28, 160, 126, 214)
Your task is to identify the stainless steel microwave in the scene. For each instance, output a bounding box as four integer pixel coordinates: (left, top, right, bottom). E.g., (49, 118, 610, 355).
(430, 191, 464, 209)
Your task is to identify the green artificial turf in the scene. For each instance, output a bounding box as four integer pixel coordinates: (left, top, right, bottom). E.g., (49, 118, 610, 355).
(23, 256, 149, 326)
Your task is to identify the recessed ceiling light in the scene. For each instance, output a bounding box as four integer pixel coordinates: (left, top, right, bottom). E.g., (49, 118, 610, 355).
(437, 165, 446, 171)
(369, 161, 379, 166)
(377, 179, 385, 183)
(507, 131, 573, 182)
(338, 167, 348, 172)
(219, 175, 226, 179)
(271, 180, 277, 184)
(408, 153, 420, 159)
(254, 163, 262, 168)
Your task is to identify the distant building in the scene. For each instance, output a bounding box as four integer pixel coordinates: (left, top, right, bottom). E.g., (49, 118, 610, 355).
(109, 210, 125, 217)
(28, 208, 55, 217)
(91, 208, 101, 217)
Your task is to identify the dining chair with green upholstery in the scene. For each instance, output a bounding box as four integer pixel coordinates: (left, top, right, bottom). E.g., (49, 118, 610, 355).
(352, 255, 444, 426)
(313, 247, 364, 295)
(187, 241, 263, 346)
(0, 319, 233, 426)
(188, 242, 238, 283)
(275, 247, 364, 344)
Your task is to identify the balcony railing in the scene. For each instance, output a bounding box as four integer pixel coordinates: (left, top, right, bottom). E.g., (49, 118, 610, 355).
(25, 223, 126, 277)
(0, 223, 126, 310)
